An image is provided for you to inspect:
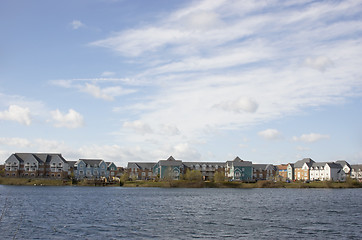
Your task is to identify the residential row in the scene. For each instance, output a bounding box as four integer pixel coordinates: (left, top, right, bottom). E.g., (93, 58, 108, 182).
(127, 156, 362, 182)
(2, 153, 362, 182)
(2, 153, 118, 180)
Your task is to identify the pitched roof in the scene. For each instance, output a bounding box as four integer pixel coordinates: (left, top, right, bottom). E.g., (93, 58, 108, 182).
(158, 156, 183, 166)
(13, 153, 67, 164)
(183, 162, 226, 168)
(127, 162, 155, 169)
(351, 165, 362, 171)
(294, 158, 315, 168)
(79, 159, 104, 166)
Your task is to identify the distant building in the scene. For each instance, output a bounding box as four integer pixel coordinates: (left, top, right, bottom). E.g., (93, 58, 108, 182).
(253, 164, 277, 180)
(153, 156, 184, 180)
(351, 165, 362, 181)
(277, 164, 288, 180)
(294, 158, 315, 181)
(287, 163, 294, 180)
(309, 162, 345, 181)
(4, 153, 69, 178)
(183, 162, 226, 181)
(74, 159, 117, 179)
(225, 157, 253, 181)
(127, 162, 156, 180)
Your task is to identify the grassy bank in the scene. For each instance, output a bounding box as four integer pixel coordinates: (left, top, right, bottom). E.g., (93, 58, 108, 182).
(1, 177, 361, 188)
(0, 177, 71, 186)
(0, 177, 120, 187)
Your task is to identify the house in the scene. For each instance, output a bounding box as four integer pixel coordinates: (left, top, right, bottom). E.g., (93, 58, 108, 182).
(107, 162, 118, 178)
(350, 165, 362, 181)
(252, 164, 277, 180)
(294, 158, 315, 181)
(74, 159, 110, 179)
(127, 162, 156, 180)
(153, 156, 184, 180)
(335, 160, 352, 176)
(309, 162, 345, 181)
(183, 162, 226, 181)
(287, 163, 294, 180)
(277, 164, 288, 180)
(225, 157, 253, 181)
(4, 153, 69, 178)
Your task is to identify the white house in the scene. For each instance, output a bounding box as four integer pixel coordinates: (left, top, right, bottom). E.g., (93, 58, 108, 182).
(310, 162, 345, 181)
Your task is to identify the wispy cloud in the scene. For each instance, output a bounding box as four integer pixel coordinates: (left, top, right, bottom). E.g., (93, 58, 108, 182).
(71, 20, 84, 30)
(293, 133, 330, 143)
(50, 79, 137, 101)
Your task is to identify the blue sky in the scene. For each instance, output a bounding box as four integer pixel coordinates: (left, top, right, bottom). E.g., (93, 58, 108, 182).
(1, 0, 362, 166)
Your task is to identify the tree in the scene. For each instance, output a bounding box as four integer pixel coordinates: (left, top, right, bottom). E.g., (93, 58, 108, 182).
(213, 171, 226, 182)
(184, 169, 202, 182)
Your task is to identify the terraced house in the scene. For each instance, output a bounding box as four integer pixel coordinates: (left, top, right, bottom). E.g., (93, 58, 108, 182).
(4, 153, 69, 178)
(74, 159, 117, 179)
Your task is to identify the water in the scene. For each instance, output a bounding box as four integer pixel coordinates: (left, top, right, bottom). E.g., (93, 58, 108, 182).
(0, 186, 361, 239)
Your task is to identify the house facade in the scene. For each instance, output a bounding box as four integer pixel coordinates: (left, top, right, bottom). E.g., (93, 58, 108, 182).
(4, 153, 69, 178)
(183, 162, 226, 181)
(294, 158, 315, 181)
(74, 159, 117, 179)
(127, 162, 156, 180)
(287, 163, 294, 180)
(252, 164, 277, 180)
(351, 165, 362, 181)
(225, 157, 253, 181)
(153, 156, 184, 180)
(277, 164, 288, 180)
(309, 162, 345, 181)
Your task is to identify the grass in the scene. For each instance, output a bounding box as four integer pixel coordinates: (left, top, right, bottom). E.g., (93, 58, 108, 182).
(1, 177, 361, 188)
(0, 177, 71, 186)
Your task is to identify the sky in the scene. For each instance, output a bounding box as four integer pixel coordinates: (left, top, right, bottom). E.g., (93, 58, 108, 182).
(1, 0, 362, 167)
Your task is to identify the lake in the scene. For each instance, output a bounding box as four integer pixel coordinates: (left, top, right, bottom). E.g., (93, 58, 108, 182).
(0, 186, 361, 239)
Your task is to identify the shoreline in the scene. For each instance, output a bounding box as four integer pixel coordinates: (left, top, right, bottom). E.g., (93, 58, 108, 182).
(1, 177, 361, 188)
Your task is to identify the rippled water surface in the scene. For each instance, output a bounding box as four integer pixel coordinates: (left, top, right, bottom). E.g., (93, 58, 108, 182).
(0, 186, 361, 239)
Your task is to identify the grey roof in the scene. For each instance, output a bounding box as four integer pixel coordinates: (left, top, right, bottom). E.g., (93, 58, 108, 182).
(351, 165, 362, 171)
(294, 158, 315, 168)
(12, 153, 67, 164)
(311, 162, 327, 168)
(67, 161, 76, 168)
(252, 164, 267, 170)
(335, 160, 351, 168)
(310, 162, 342, 169)
(79, 159, 104, 166)
(127, 162, 155, 170)
(183, 162, 226, 168)
(227, 157, 252, 167)
(158, 156, 183, 166)
(326, 162, 342, 169)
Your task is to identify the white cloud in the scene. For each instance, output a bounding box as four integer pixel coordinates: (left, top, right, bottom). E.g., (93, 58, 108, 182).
(258, 129, 282, 140)
(0, 137, 32, 148)
(0, 105, 31, 126)
(304, 56, 334, 72)
(293, 133, 330, 143)
(123, 120, 153, 135)
(101, 71, 116, 77)
(71, 20, 84, 30)
(51, 109, 84, 128)
(82, 83, 130, 101)
(215, 97, 259, 113)
(50, 80, 137, 101)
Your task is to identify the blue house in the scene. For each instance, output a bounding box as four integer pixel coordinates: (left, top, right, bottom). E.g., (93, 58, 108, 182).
(226, 157, 253, 181)
(153, 156, 184, 180)
(75, 159, 110, 179)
